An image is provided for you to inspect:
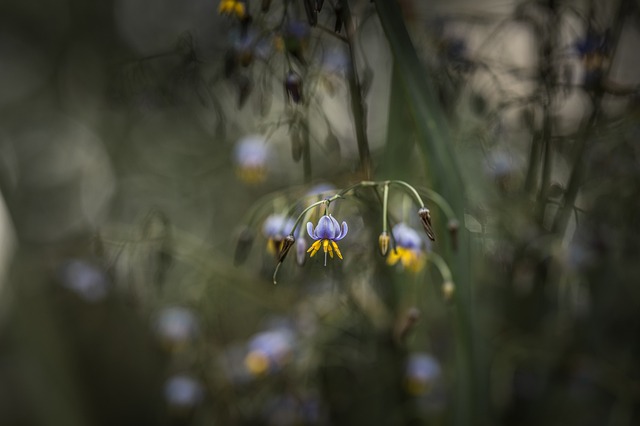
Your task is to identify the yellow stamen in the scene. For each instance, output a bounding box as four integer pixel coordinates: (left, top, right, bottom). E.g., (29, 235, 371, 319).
(331, 240, 343, 259)
(307, 240, 322, 257)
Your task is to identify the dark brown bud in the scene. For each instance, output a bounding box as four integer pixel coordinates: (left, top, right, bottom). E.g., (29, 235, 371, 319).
(303, 0, 317, 26)
(418, 207, 436, 241)
(315, 0, 325, 12)
(378, 231, 390, 256)
(291, 129, 302, 162)
(285, 71, 303, 104)
(261, 0, 271, 12)
(234, 227, 255, 265)
(447, 219, 459, 251)
(277, 235, 296, 263)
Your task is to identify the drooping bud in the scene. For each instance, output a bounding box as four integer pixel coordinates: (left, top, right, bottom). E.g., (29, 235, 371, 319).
(447, 219, 460, 251)
(378, 231, 390, 256)
(334, 2, 345, 33)
(315, 0, 325, 12)
(442, 281, 455, 302)
(234, 227, 255, 265)
(295, 236, 308, 266)
(261, 0, 271, 12)
(418, 207, 436, 241)
(277, 235, 296, 263)
(303, 0, 317, 26)
(290, 128, 302, 162)
(285, 71, 303, 104)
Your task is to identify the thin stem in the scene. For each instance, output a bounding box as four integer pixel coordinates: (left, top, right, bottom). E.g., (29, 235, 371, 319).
(419, 187, 458, 223)
(389, 180, 425, 208)
(382, 182, 389, 234)
(428, 251, 453, 283)
(341, 0, 373, 179)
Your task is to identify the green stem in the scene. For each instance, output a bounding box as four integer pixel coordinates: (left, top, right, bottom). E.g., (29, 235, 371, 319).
(342, 0, 373, 179)
(389, 180, 425, 208)
(382, 182, 389, 234)
(372, 1, 478, 425)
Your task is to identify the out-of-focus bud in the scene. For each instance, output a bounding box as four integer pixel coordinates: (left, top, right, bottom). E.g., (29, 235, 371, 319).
(234, 227, 255, 265)
(396, 307, 420, 342)
(261, 0, 272, 12)
(303, 0, 317, 26)
(277, 235, 296, 263)
(378, 231, 390, 256)
(236, 74, 252, 108)
(316, 0, 325, 12)
(442, 280, 455, 302)
(334, 3, 345, 33)
(285, 71, 303, 104)
(447, 219, 459, 251)
(418, 207, 436, 241)
(291, 129, 303, 162)
(296, 236, 308, 266)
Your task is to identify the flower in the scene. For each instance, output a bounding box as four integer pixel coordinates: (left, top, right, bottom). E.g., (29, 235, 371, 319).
(244, 328, 295, 376)
(405, 353, 442, 396)
(263, 214, 296, 257)
(218, 0, 246, 19)
(306, 214, 348, 265)
(164, 374, 204, 408)
(387, 223, 427, 272)
(234, 134, 269, 184)
(154, 307, 199, 350)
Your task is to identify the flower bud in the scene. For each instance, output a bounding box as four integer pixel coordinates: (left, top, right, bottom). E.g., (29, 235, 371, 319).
(447, 219, 459, 251)
(378, 231, 390, 256)
(261, 0, 271, 12)
(234, 227, 255, 265)
(291, 129, 302, 162)
(315, 0, 325, 12)
(418, 207, 436, 241)
(303, 0, 317, 26)
(442, 281, 455, 302)
(277, 235, 296, 263)
(295, 236, 308, 266)
(285, 71, 303, 104)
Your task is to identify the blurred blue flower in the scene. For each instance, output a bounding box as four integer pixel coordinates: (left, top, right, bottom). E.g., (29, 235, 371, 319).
(164, 374, 204, 409)
(154, 307, 199, 349)
(387, 223, 427, 272)
(262, 214, 296, 256)
(58, 259, 108, 302)
(244, 327, 295, 376)
(405, 353, 442, 396)
(306, 214, 348, 265)
(234, 134, 269, 184)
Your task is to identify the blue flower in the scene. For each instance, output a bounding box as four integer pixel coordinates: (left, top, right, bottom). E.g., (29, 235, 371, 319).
(234, 135, 269, 184)
(244, 328, 295, 376)
(387, 223, 427, 272)
(262, 214, 296, 256)
(306, 214, 348, 265)
(405, 353, 442, 396)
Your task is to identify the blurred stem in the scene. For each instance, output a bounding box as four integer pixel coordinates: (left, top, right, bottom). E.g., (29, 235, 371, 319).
(341, 0, 372, 179)
(302, 115, 312, 183)
(373, 1, 480, 425)
(382, 182, 389, 234)
(383, 62, 415, 179)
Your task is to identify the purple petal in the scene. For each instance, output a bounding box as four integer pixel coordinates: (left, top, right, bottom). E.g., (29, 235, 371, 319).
(335, 221, 348, 241)
(307, 222, 316, 240)
(314, 215, 334, 239)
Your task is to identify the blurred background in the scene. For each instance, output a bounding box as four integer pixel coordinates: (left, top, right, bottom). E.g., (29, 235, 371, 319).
(0, 0, 639, 425)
